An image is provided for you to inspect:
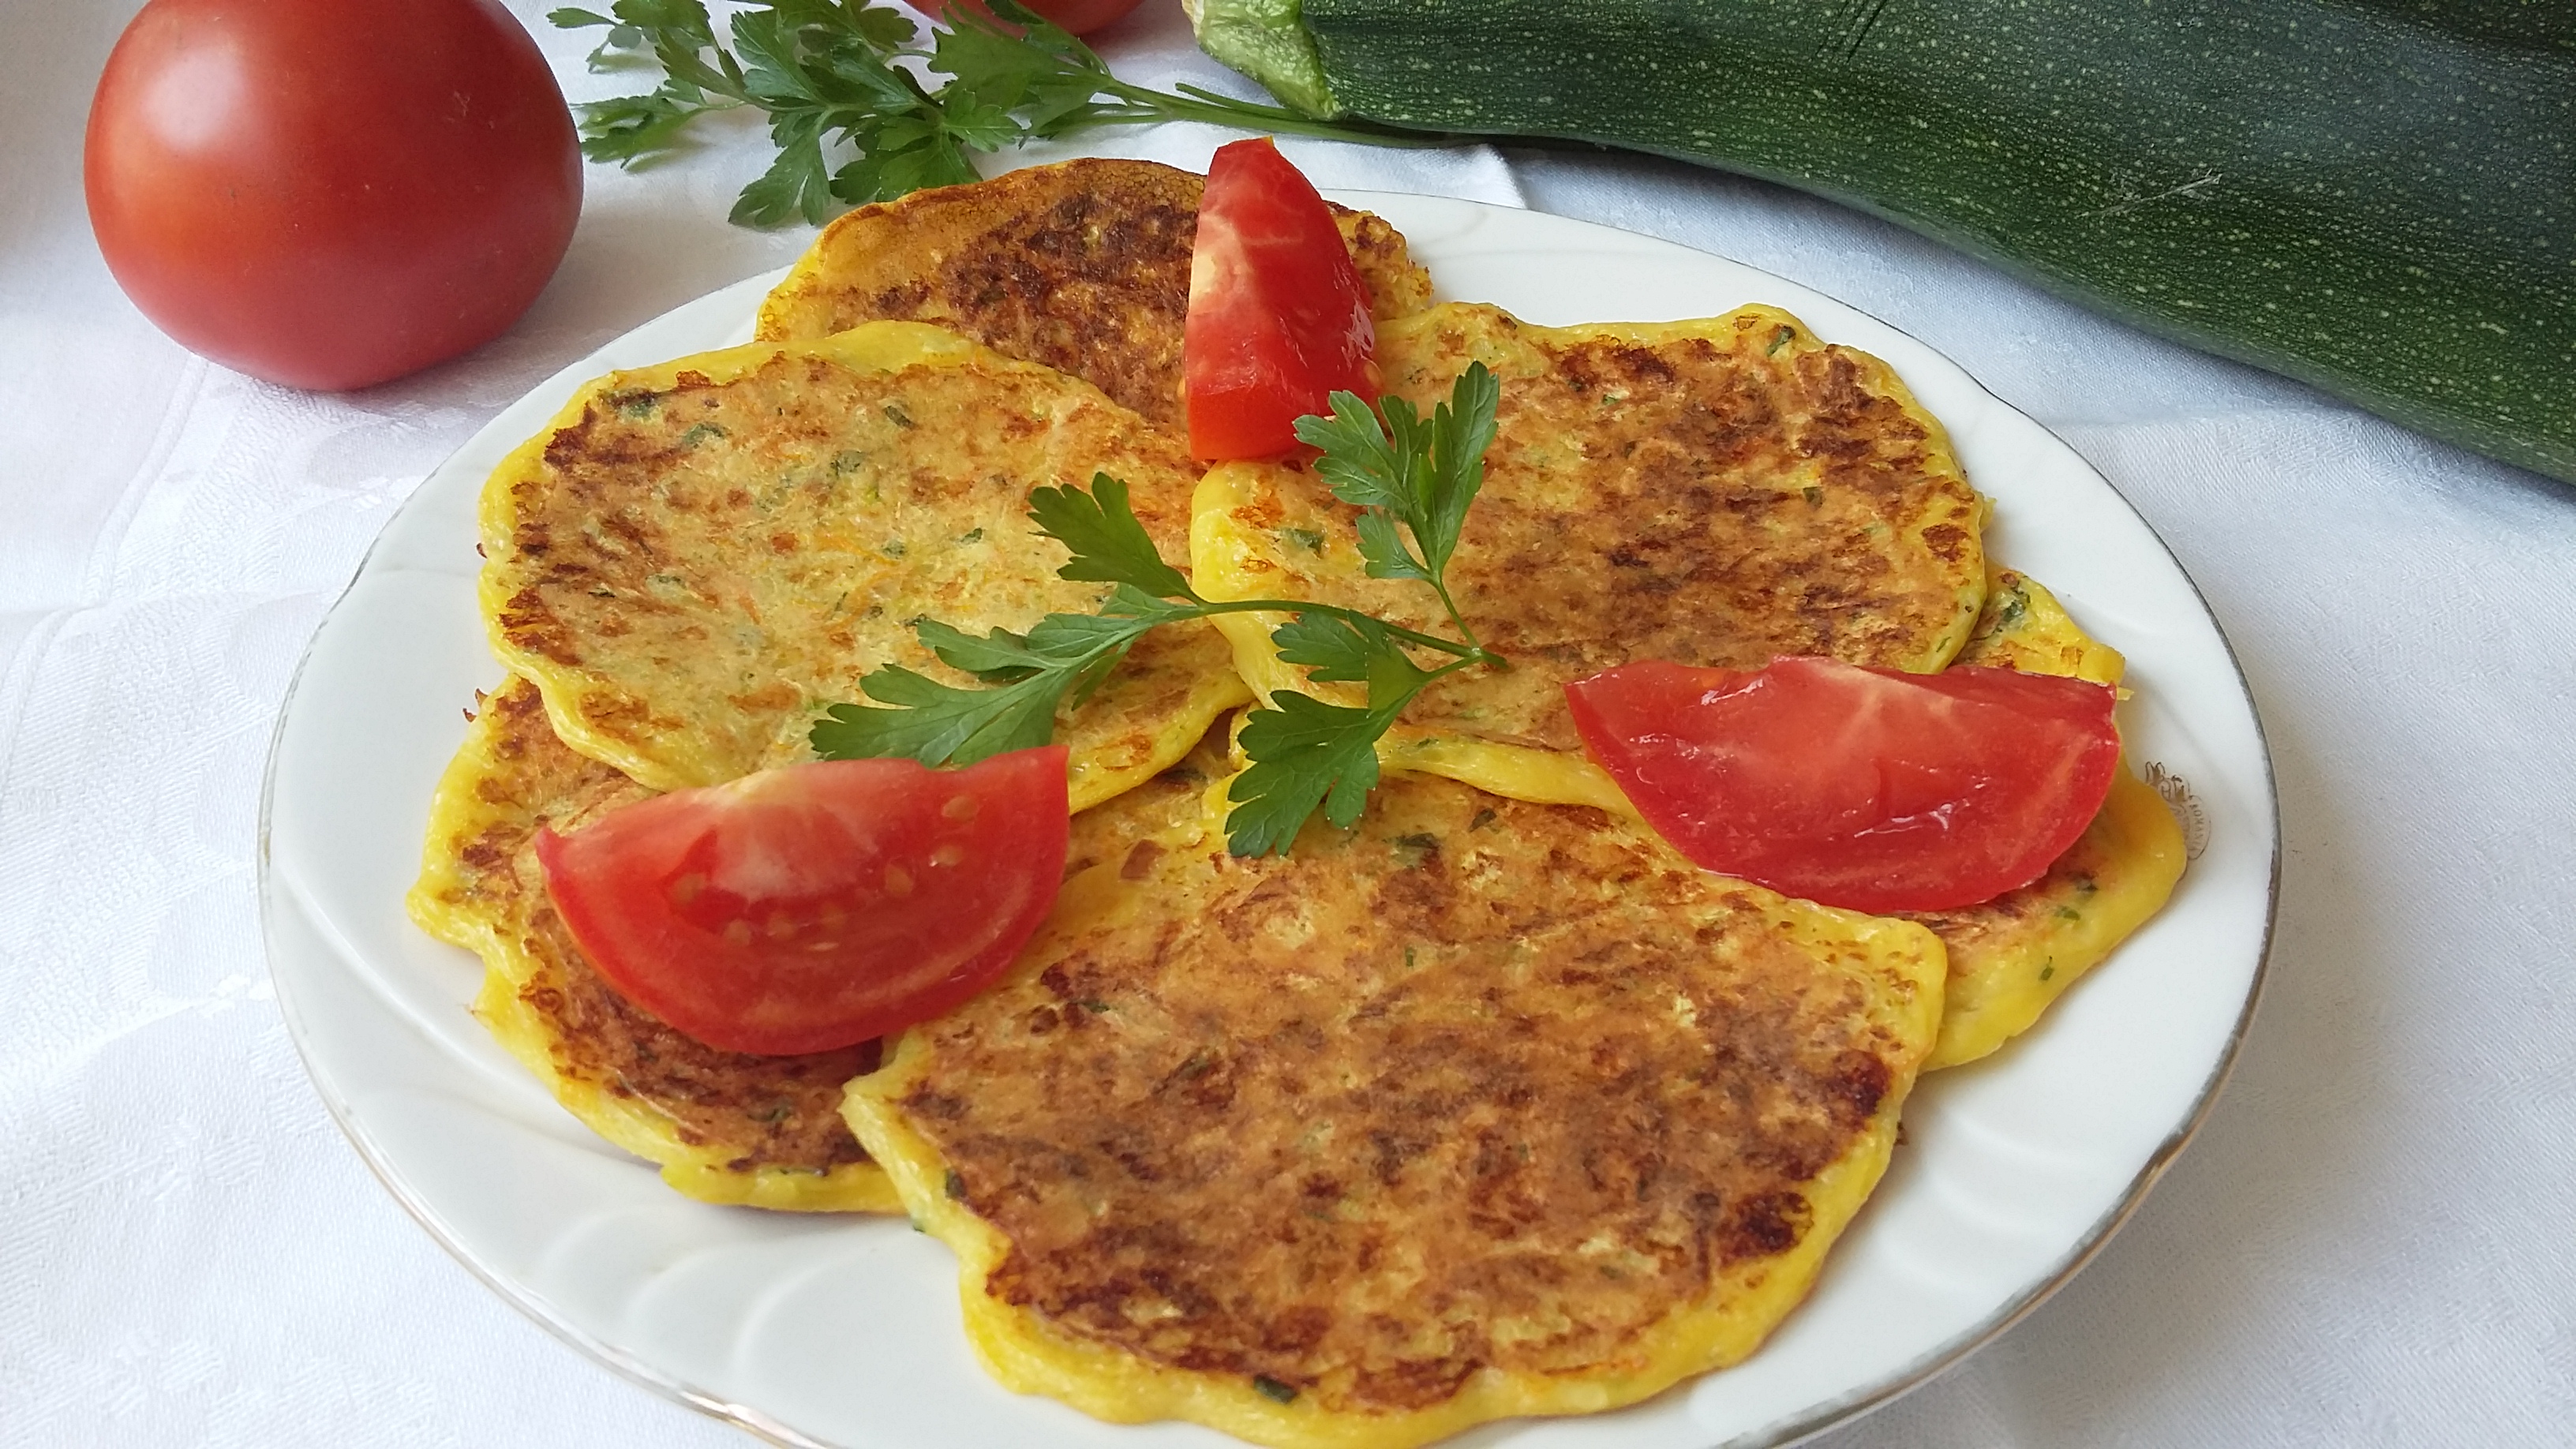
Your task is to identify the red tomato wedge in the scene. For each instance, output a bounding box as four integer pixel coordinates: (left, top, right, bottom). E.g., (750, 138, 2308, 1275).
(1566, 658, 2121, 913)
(1184, 137, 1378, 459)
(535, 748, 1069, 1055)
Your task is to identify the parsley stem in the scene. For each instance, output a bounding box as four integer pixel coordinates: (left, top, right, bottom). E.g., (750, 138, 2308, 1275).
(1421, 580, 1488, 661)
(1337, 650, 1492, 765)
(1190, 599, 1481, 659)
(1410, 650, 1498, 692)
(1084, 80, 1455, 148)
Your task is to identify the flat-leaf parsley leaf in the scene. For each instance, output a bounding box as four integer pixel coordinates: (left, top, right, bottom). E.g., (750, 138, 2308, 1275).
(813, 364, 1506, 855)
(552, 0, 1447, 227)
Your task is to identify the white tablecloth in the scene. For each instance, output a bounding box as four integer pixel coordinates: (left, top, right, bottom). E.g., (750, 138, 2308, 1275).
(5, 3, 2571, 1445)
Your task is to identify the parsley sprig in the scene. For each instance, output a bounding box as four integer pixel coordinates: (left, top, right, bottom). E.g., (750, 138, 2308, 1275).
(812, 364, 1503, 856)
(548, 0, 1440, 227)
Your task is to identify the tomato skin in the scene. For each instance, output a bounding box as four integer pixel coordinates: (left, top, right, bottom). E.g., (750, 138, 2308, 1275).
(1566, 658, 2121, 913)
(1185, 137, 1379, 460)
(536, 749, 1070, 1056)
(84, 0, 582, 391)
(920, 0, 1148, 36)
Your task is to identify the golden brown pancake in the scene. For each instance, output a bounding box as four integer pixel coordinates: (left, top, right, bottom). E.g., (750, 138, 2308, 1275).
(844, 772, 1947, 1448)
(408, 676, 897, 1211)
(1193, 302, 1988, 812)
(1908, 568, 2186, 1068)
(756, 158, 1436, 431)
(477, 322, 1249, 808)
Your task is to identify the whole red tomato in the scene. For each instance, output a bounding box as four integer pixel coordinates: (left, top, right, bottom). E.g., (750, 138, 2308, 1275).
(85, 0, 582, 391)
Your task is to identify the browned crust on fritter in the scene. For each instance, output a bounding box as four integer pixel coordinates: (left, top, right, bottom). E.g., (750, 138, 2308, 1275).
(431, 680, 878, 1174)
(889, 778, 1926, 1413)
(1230, 306, 1983, 754)
(755, 158, 1434, 429)
(490, 349, 1222, 787)
(514, 919, 882, 1174)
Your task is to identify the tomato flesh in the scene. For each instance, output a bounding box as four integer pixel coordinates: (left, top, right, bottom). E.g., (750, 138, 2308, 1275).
(536, 748, 1070, 1055)
(1566, 658, 2121, 913)
(1185, 137, 1379, 459)
(84, 0, 581, 390)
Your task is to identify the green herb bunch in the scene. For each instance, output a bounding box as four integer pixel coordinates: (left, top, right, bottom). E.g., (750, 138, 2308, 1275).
(548, 0, 1432, 227)
(811, 363, 1504, 856)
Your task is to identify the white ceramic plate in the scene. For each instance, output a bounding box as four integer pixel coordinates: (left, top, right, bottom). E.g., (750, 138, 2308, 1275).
(262, 193, 2276, 1449)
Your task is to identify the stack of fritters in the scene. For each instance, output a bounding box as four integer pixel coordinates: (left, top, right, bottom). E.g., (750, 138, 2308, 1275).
(409, 158, 2181, 1445)
(416, 159, 1436, 1210)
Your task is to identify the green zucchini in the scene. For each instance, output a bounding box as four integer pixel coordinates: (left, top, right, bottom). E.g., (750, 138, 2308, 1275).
(1190, 0, 2576, 486)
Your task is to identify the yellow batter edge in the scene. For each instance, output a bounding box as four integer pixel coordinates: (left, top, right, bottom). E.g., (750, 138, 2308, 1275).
(410, 684, 898, 1214)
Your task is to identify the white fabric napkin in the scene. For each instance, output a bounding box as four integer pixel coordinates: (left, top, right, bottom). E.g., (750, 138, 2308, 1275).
(3, 2, 2571, 1447)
